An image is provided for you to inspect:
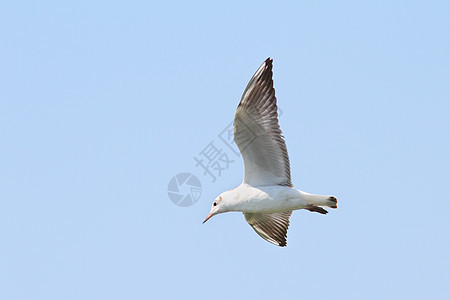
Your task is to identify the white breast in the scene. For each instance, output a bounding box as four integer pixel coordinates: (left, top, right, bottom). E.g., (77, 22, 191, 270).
(231, 184, 306, 213)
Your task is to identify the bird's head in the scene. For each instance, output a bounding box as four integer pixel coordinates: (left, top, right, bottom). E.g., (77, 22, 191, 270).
(202, 192, 232, 224)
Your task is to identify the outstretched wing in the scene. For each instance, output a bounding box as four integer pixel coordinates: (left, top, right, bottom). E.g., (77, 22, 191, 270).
(233, 58, 292, 187)
(244, 211, 292, 247)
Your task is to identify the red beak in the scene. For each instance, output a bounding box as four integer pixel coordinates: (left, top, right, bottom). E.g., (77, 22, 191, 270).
(202, 213, 213, 224)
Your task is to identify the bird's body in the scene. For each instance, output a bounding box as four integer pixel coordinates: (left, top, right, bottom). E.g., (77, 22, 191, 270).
(219, 184, 336, 214)
(203, 58, 338, 246)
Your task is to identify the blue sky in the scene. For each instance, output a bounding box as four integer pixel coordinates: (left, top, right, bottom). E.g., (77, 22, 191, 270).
(1, 1, 449, 299)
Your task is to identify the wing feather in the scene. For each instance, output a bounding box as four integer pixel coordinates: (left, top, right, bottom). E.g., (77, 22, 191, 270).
(244, 211, 292, 247)
(233, 58, 292, 187)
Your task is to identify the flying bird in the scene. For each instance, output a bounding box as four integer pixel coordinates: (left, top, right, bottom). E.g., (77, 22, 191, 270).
(203, 58, 338, 247)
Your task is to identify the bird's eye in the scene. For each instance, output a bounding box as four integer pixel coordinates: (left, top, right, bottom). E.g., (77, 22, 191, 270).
(213, 202, 217, 206)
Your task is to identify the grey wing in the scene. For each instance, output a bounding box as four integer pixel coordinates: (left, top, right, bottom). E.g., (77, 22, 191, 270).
(233, 58, 292, 187)
(244, 211, 292, 247)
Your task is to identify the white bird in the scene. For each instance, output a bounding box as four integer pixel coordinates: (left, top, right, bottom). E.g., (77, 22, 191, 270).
(203, 58, 338, 247)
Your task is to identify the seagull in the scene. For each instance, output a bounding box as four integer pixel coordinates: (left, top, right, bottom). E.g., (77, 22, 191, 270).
(203, 58, 338, 247)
